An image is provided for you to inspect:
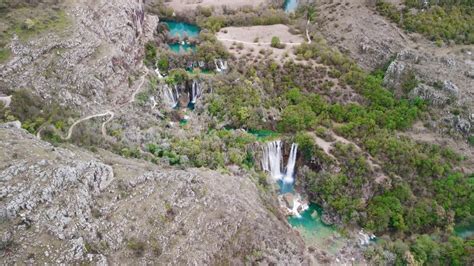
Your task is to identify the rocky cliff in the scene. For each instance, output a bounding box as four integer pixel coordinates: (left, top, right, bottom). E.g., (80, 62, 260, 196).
(0, 0, 157, 113)
(0, 123, 307, 264)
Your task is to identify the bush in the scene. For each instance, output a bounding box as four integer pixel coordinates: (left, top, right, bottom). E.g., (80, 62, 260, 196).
(127, 239, 146, 257)
(270, 36, 285, 49)
(144, 41, 157, 66)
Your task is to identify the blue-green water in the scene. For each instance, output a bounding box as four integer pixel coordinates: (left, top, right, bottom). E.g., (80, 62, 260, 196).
(284, 0, 299, 13)
(288, 203, 343, 253)
(277, 179, 294, 194)
(169, 43, 196, 54)
(164, 21, 200, 53)
(248, 129, 279, 140)
(165, 21, 200, 38)
(455, 224, 474, 239)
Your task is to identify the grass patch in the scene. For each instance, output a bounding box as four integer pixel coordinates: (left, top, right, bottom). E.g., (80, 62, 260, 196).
(0, 2, 70, 63)
(0, 47, 10, 63)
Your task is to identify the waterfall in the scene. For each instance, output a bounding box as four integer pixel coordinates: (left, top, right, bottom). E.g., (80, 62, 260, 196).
(261, 140, 283, 180)
(283, 143, 298, 184)
(190, 80, 202, 104)
(261, 141, 298, 183)
(162, 84, 179, 108)
(214, 59, 228, 73)
(289, 194, 309, 218)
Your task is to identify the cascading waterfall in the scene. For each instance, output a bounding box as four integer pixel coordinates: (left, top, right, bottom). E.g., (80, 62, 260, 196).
(162, 84, 179, 108)
(283, 143, 298, 184)
(261, 140, 283, 180)
(261, 140, 298, 183)
(214, 59, 228, 73)
(262, 141, 307, 217)
(190, 80, 202, 104)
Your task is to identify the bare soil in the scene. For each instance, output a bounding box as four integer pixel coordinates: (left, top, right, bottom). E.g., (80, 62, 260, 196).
(216, 24, 304, 62)
(165, 0, 269, 12)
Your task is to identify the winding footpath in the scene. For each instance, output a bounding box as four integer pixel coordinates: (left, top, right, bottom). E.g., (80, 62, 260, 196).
(37, 67, 149, 141)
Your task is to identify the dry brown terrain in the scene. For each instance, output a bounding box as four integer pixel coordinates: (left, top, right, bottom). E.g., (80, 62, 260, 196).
(165, 0, 269, 12)
(216, 24, 305, 62)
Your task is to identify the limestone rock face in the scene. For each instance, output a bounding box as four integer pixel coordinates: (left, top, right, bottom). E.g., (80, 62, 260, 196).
(442, 80, 459, 97)
(0, 0, 158, 113)
(409, 83, 450, 106)
(0, 126, 306, 264)
(383, 60, 406, 90)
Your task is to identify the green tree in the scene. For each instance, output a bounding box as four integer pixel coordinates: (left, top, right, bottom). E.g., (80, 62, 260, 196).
(278, 103, 317, 132)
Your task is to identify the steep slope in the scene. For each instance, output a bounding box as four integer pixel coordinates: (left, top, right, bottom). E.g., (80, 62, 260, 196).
(0, 0, 157, 113)
(0, 123, 307, 264)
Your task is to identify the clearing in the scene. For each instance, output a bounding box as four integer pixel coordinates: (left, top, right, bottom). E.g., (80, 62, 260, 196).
(165, 0, 268, 12)
(216, 24, 305, 62)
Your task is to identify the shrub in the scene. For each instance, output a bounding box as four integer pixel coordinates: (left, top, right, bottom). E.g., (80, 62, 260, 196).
(127, 239, 146, 257)
(270, 36, 285, 49)
(144, 41, 157, 66)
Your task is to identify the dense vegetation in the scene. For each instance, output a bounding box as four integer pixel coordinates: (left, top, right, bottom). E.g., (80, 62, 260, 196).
(0, 89, 76, 142)
(200, 31, 472, 263)
(376, 0, 474, 44)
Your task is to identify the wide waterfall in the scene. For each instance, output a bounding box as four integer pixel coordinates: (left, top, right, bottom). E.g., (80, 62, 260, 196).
(190, 80, 202, 104)
(214, 59, 228, 73)
(283, 143, 298, 184)
(162, 84, 179, 108)
(261, 140, 298, 183)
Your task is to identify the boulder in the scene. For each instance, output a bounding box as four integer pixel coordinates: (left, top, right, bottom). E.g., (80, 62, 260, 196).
(454, 116, 471, 134)
(442, 80, 459, 97)
(409, 83, 449, 106)
(283, 193, 294, 209)
(0, 120, 22, 129)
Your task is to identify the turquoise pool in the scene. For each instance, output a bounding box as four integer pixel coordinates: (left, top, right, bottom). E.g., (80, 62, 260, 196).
(284, 0, 299, 13)
(288, 203, 344, 254)
(165, 21, 200, 38)
(168, 43, 196, 54)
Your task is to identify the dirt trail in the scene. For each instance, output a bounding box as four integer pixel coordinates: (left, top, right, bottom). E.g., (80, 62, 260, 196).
(37, 67, 149, 141)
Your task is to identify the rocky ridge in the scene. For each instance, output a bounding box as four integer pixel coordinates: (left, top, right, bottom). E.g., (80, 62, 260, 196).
(0, 124, 308, 264)
(0, 0, 157, 113)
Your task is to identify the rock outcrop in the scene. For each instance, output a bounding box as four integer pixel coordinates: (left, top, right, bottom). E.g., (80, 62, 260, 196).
(0, 126, 307, 264)
(0, 0, 158, 113)
(0, 70, 316, 262)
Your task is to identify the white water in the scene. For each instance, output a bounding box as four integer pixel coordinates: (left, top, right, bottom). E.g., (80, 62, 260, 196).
(261, 140, 298, 182)
(263, 141, 306, 217)
(358, 230, 376, 245)
(214, 59, 228, 73)
(190, 80, 202, 103)
(289, 194, 309, 218)
(162, 84, 179, 108)
(261, 140, 284, 180)
(283, 143, 298, 184)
